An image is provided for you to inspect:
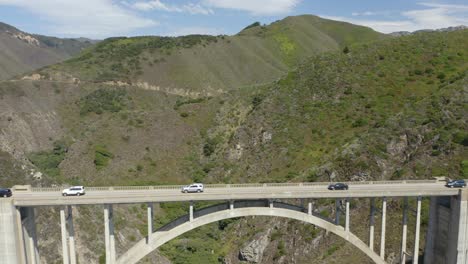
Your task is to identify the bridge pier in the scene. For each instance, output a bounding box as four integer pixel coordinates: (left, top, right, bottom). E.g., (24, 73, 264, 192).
(189, 201, 194, 222)
(308, 201, 313, 215)
(400, 197, 408, 263)
(413, 197, 421, 264)
(67, 206, 77, 264)
(60, 208, 69, 264)
(147, 203, 153, 243)
(104, 204, 116, 264)
(369, 198, 375, 251)
(380, 197, 387, 259)
(345, 199, 350, 232)
(335, 199, 341, 225)
(60, 206, 77, 264)
(23, 207, 39, 264)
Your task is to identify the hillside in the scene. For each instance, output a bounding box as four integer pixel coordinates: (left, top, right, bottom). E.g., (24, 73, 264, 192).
(0, 19, 466, 264)
(0, 22, 94, 80)
(38, 15, 386, 95)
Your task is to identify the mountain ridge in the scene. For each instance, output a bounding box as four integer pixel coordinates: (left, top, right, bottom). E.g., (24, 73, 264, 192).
(0, 21, 95, 80)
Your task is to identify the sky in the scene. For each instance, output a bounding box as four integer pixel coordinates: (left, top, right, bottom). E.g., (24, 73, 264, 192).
(0, 0, 467, 39)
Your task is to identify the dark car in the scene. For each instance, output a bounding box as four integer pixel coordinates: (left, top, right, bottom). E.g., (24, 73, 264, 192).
(0, 188, 12, 198)
(328, 183, 349, 190)
(446, 180, 466, 188)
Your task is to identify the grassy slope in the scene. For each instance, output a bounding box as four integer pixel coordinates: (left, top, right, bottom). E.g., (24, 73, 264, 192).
(49, 15, 385, 93)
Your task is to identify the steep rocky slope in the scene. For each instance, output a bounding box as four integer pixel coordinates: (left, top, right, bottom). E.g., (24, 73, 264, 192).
(0, 22, 94, 80)
(0, 18, 466, 264)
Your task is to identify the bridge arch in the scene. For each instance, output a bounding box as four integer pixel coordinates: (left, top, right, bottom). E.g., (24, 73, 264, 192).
(117, 201, 385, 264)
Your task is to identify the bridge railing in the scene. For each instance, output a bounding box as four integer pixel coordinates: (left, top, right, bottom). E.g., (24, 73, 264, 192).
(23, 179, 440, 192)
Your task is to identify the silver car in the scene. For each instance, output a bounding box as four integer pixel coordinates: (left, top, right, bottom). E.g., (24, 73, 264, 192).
(181, 183, 204, 193)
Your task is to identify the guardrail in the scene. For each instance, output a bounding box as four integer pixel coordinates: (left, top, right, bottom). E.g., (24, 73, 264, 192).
(20, 179, 441, 192)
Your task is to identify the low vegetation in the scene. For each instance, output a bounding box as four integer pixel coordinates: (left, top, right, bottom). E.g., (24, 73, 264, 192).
(27, 140, 68, 178)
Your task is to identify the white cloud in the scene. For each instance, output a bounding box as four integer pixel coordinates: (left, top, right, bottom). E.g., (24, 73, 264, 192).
(324, 2, 468, 33)
(132, 0, 213, 15)
(0, 0, 157, 38)
(203, 0, 301, 16)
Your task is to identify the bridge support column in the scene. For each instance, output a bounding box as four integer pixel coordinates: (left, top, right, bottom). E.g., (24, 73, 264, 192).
(104, 204, 116, 264)
(413, 196, 421, 264)
(369, 198, 375, 251)
(60, 207, 69, 264)
(345, 199, 350, 232)
(15, 208, 26, 264)
(335, 199, 340, 225)
(23, 207, 39, 264)
(308, 201, 313, 215)
(147, 203, 153, 243)
(269, 200, 274, 209)
(67, 206, 77, 264)
(380, 197, 387, 259)
(401, 197, 408, 263)
(229, 200, 234, 210)
(189, 202, 194, 222)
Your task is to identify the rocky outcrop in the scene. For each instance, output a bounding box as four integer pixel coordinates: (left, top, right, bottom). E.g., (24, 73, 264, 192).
(239, 231, 270, 263)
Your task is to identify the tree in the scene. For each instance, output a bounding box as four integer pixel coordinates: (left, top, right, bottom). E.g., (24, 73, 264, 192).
(343, 46, 350, 54)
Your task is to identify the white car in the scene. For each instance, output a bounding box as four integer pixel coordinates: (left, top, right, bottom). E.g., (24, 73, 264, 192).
(181, 183, 204, 193)
(62, 186, 85, 196)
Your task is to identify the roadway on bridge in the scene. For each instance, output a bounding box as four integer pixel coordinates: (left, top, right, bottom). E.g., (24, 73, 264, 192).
(8, 182, 461, 206)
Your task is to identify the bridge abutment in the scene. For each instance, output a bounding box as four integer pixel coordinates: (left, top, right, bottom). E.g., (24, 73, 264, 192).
(424, 190, 468, 264)
(0, 200, 22, 264)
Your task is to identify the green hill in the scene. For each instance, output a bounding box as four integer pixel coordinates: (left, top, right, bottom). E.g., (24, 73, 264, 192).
(44, 15, 385, 94)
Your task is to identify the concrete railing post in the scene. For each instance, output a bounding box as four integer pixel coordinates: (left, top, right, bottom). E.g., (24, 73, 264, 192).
(401, 197, 408, 263)
(369, 198, 375, 251)
(380, 197, 387, 259)
(189, 202, 194, 222)
(413, 197, 422, 264)
(147, 203, 153, 243)
(60, 207, 69, 264)
(67, 206, 76, 264)
(104, 204, 116, 264)
(345, 199, 350, 232)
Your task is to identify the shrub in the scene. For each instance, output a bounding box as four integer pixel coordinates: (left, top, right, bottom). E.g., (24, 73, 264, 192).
(252, 95, 263, 109)
(79, 88, 128, 115)
(343, 46, 350, 54)
(94, 145, 113, 169)
(462, 160, 468, 178)
(203, 137, 221, 157)
(453, 131, 468, 146)
(27, 140, 68, 177)
(352, 118, 368, 127)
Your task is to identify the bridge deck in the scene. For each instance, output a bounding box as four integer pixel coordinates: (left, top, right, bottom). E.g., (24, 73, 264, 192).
(9, 182, 461, 206)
